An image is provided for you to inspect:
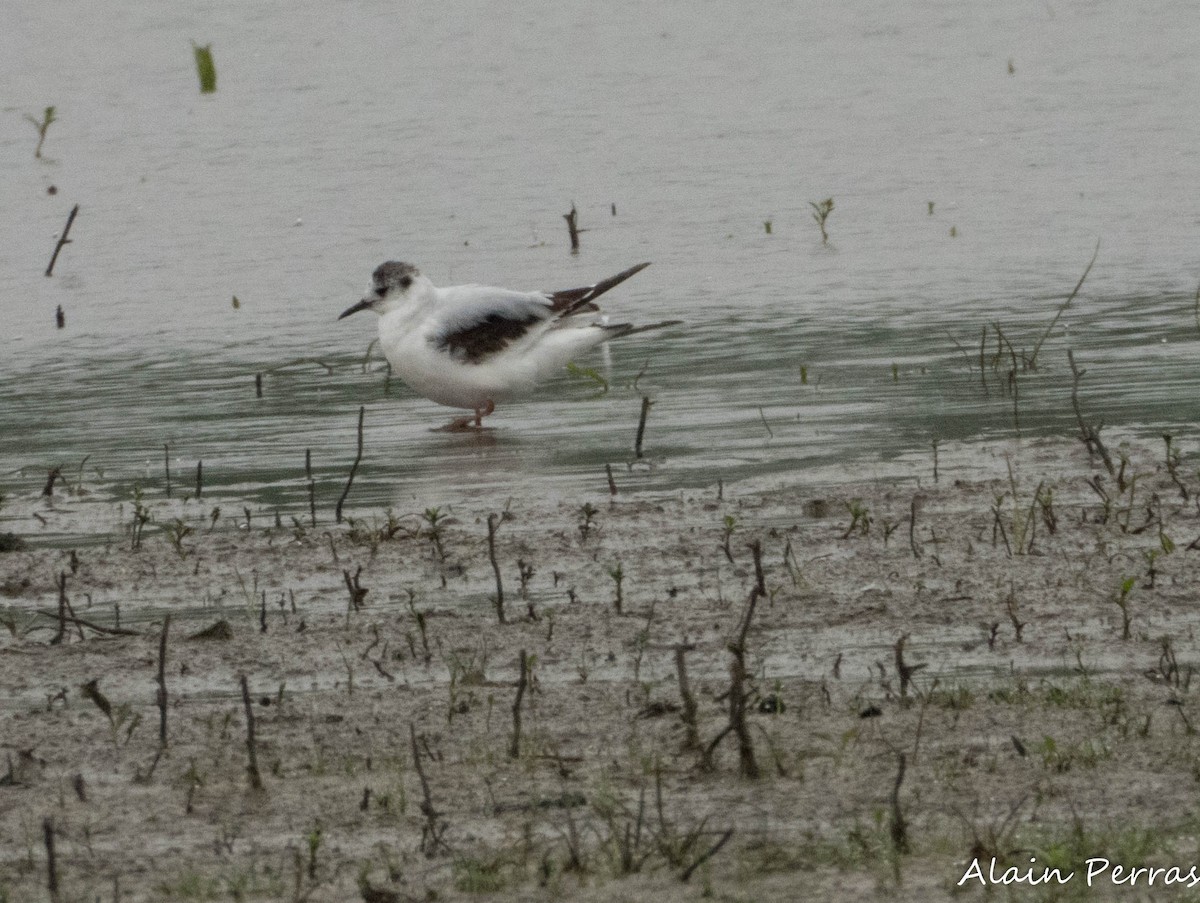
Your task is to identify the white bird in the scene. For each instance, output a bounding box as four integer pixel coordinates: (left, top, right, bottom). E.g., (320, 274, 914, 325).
(338, 261, 677, 430)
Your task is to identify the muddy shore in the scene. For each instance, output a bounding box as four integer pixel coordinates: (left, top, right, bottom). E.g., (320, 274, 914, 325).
(2, 436, 1199, 902)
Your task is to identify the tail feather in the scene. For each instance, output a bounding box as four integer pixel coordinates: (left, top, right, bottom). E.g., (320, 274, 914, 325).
(602, 319, 683, 338)
(548, 262, 652, 315)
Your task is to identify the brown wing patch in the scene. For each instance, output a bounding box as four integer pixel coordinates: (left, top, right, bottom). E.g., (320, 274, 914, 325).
(436, 313, 544, 364)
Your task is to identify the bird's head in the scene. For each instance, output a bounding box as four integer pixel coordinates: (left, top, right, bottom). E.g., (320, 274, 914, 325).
(338, 261, 423, 319)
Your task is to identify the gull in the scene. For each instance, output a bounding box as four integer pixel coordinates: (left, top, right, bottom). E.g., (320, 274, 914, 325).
(339, 261, 677, 430)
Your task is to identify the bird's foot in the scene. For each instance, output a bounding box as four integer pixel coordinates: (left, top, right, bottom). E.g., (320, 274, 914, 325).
(431, 416, 478, 433)
(432, 401, 496, 433)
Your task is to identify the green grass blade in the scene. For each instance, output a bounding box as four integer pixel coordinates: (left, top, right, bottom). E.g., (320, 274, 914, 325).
(192, 42, 217, 93)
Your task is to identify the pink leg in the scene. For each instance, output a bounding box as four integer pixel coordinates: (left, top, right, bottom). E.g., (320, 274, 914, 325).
(473, 399, 496, 427)
(434, 400, 496, 433)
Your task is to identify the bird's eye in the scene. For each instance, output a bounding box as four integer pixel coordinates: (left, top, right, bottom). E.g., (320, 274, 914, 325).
(375, 285, 387, 296)
(399, 275, 413, 289)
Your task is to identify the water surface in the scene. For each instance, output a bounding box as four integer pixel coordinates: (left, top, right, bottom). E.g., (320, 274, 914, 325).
(3, 1, 1198, 521)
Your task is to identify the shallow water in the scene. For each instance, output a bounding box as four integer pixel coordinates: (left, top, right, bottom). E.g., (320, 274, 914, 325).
(3, 1, 1199, 521)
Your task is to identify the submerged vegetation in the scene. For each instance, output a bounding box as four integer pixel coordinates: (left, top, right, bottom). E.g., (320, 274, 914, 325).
(23, 105, 56, 159)
(191, 41, 217, 93)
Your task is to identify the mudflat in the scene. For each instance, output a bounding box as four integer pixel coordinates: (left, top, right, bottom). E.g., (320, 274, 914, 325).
(1, 436, 1197, 902)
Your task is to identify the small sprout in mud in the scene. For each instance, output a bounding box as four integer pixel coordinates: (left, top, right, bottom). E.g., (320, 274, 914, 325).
(809, 197, 834, 245)
(1156, 637, 1192, 690)
(209, 506, 221, 530)
(674, 644, 700, 751)
(1004, 585, 1025, 642)
(927, 201, 935, 215)
(1113, 576, 1136, 640)
(164, 518, 193, 558)
(578, 502, 599, 541)
(565, 362, 609, 395)
(1037, 486, 1057, 534)
(1163, 434, 1190, 501)
(841, 500, 871, 539)
(609, 561, 625, 615)
(721, 515, 738, 563)
(800, 364, 809, 385)
(422, 507, 448, 560)
(1143, 549, 1163, 590)
(130, 487, 152, 550)
(517, 558, 535, 599)
(306, 823, 322, 880)
(192, 41, 217, 93)
(763, 219, 772, 234)
(343, 566, 368, 613)
(881, 520, 898, 546)
(24, 106, 56, 158)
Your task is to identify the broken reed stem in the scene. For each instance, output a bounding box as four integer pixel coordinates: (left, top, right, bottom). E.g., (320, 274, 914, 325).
(342, 566, 368, 613)
(488, 513, 505, 623)
(239, 674, 264, 791)
(52, 571, 68, 645)
(634, 396, 652, 459)
(563, 203, 582, 252)
(157, 615, 170, 749)
(44, 818, 59, 902)
(729, 541, 763, 779)
(1068, 350, 1115, 475)
(909, 498, 922, 559)
(680, 827, 736, 883)
(306, 449, 316, 527)
(42, 465, 62, 498)
(255, 373, 263, 398)
(893, 633, 926, 700)
(889, 752, 910, 854)
(45, 204, 79, 277)
(335, 406, 365, 524)
(36, 608, 139, 637)
(195, 460, 203, 500)
(605, 462, 618, 496)
(674, 643, 700, 751)
(1029, 240, 1099, 368)
(164, 444, 171, 498)
(978, 325, 988, 396)
(750, 538, 766, 600)
(409, 722, 449, 855)
(509, 649, 528, 759)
